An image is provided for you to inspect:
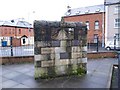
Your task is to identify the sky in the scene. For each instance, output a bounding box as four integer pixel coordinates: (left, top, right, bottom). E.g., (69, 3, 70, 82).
(0, 0, 104, 23)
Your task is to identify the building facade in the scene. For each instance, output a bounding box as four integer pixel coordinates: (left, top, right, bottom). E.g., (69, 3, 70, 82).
(104, 0, 120, 48)
(0, 19, 34, 47)
(63, 5, 105, 46)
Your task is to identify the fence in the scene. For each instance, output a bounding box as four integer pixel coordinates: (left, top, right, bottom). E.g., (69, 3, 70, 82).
(0, 31, 120, 57)
(0, 34, 34, 57)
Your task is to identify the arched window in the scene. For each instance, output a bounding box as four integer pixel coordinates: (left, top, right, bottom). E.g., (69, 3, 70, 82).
(94, 21, 99, 30)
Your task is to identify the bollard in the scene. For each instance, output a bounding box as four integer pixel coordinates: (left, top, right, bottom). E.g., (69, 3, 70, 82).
(114, 36, 116, 50)
(96, 36, 99, 52)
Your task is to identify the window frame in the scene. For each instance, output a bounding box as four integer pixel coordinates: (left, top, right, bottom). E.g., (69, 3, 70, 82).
(86, 21, 90, 30)
(94, 21, 99, 30)
(114, 5, 120, 14)
(114, 18, 120, 28)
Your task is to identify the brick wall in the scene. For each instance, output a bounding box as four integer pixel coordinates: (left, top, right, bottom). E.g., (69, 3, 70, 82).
(63, 12, 105, 44)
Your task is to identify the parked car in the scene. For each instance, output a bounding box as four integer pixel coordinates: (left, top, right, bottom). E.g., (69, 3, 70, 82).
(105, 41, 120, 50)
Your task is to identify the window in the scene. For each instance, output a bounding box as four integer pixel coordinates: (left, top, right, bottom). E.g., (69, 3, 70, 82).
(18, 29, 21, 34)
(9, 29, 11, 34)
(93, 34, 98, 43)
(5, 28, 7, 34)
(114, 18, 120, 28)
(115, 33, 120, 41)
(94, 21, 99, 30)
(12, 29, 14, 34)
(86, 21, 89, 30)
(114, 5, 120, 14)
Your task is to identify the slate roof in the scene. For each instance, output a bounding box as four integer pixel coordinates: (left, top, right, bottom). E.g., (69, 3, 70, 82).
(105, 0, 120, 5)
(0, 19, 33, 28)
(65, 4, 105, 16)
(0, 20, 14, 26)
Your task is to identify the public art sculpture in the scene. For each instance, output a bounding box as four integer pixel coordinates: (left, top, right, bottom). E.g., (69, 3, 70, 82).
(34, 18, 87, 79)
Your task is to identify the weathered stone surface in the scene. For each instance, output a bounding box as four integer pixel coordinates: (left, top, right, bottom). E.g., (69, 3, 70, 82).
(34, 55, 41, 61)
(34, 67, 47, 79)
(55, 47, 66, 53)
(34, 47, 41, 55)
(41, 47, 55, 54)
(51, 40, 60, 47)
(71, 52, 82, 59)
(35, 54, 54, 61)
(55, 53, 60, 60)
(60, 40, 67, 47)
(55, 59, 69, 66)
(71, 46, 81, 52)
(34, 20, 87, 79)
(55, 65, 67, 75)
(41, 60, 54, 67)
(81, 46, 87, 51)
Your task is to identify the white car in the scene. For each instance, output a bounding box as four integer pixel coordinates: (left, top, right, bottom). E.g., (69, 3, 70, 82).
(105, 41, 120, 50)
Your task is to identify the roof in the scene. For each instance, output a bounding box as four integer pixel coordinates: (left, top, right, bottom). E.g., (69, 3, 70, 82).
(65, 4, 105, 16)
(0, 20, 14, 26)
(0, 18, 33, 28)
(105, 0, 120, 5)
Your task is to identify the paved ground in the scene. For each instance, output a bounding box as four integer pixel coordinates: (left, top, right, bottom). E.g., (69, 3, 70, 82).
(0, 58, 118, 88)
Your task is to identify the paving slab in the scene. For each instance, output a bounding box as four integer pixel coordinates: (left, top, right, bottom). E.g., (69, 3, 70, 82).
(1, 58, 118, 88)
(2, 80, 19, 88)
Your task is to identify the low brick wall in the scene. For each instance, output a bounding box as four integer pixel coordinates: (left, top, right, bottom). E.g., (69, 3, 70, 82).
(0, 52, 117, 65)
(87, 52, 117, 59)
(0, 56, 34, 65)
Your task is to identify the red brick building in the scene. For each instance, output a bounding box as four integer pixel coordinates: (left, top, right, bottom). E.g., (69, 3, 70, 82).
(0, 19, 34, 46)
(63, 4, 105, 46)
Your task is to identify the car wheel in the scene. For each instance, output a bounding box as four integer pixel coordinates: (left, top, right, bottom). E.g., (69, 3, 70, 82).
(106, 47, 111, 51)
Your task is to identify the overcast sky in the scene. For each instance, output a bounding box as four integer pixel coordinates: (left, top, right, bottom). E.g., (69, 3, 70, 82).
(0, 0, 104, 23)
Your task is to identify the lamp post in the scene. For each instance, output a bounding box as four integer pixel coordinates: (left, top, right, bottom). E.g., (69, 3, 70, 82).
(96, 36, 99, 52)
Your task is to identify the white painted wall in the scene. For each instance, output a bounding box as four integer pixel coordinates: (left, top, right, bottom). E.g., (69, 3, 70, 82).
(105, 4, 119, 47)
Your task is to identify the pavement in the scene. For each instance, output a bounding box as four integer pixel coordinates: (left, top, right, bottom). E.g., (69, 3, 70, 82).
(0, 58, 118, 88)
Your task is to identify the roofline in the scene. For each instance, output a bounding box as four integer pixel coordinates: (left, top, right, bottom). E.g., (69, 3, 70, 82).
(0, 25, 33, 29)
(63, 12, 105, 18)
(104, 2, 120, 6)
(71, 4, 104, 10)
